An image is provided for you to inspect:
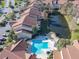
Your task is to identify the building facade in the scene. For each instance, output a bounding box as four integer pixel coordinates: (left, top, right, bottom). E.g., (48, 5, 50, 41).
(11, 2, 42, 39)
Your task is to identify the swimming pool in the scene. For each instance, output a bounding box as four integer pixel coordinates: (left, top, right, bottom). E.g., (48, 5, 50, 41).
(30, 36, 49, 54)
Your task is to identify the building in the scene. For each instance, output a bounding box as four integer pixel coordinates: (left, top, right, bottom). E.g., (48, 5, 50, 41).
(53, 40, 79, 59)
(53, 50, 61, 59)
(11, 2, 42, 39)
(0, 40, 32, 59)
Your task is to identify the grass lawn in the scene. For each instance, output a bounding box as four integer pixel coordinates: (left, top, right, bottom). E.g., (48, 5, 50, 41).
(64, 15, 73, 30)
(5, 12, 14, 21)
(71, 25, 79, 41)
(64, 15, 72, 22)
(64, 15, 79, 41)
(71, 32, 79, 40)
(49, 11, 71, 39)
(1, 1, 5, 8)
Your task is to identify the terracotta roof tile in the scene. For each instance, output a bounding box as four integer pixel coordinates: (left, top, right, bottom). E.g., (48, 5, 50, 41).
(23, 16, 37, 27)
(53, 50, 61, 59)
(13, 51, 26, 59)
(67, 46, 79, 59)
(0, 40, 27, 59)
(12, 2, 42, 28)
(61, 45, 79, 59)
(62, 47, 70, 59)
(11, 40, 26, 51)
(29, 54, 36, 59)
(0, 50, 22, 59)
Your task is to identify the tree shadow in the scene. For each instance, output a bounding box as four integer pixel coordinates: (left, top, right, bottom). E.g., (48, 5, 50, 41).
(48, 11, 71, 39)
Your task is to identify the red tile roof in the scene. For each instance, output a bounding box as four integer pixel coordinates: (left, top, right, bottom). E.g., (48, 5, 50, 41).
(0, 40, 29, 59)
(62, 47, 70, 59)
(0, 50, 22, 59)
(12, 2, 42, 28)
(53, 50, 61, 59)
(29, 54, 36, 59)
(53, 41, 79, 59)
(23, 16, 37, 27)
(10, 40, 26, 51)
(67, 46, 79, 59)
(61, 45, 79, 59)
(73, 0, 79, 4)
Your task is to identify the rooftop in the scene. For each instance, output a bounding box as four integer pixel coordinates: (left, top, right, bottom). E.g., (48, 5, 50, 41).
(53, 40, 79, 59)
(0, 40, 30, 59)
(12, 2, 42, 28)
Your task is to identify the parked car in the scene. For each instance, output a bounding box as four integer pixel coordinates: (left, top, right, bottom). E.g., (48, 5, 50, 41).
(6, 30, 10, 32)
(0, 42, 5, 45)
(0, 38, 6, 41)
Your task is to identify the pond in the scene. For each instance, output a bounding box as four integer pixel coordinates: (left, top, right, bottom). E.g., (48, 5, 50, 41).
(49, 11, 71, 39)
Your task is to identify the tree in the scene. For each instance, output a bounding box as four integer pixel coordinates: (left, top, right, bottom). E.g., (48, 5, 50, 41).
(48, 51, 53, 59)
(64, 1, 75, 16)
(56, 39, 71, 50)
(5, 12, 15, 21)
(40, 18, 49, 34)
(6, 30, 17, 43)
(32, 27, 38, 34)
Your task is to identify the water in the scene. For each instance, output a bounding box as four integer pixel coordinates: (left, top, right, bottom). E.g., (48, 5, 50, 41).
(31, 42, 48, 54)
(49, 12, 71, 39)
(30, 36, 48, 54)
(34, 42, 48, 49)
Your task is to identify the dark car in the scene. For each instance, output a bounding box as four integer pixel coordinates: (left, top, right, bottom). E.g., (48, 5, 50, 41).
(0, 42, 5, 45)
(0, 37, 6, 41)
(0, 38, 6, 41)
(3, 34, 7, 37)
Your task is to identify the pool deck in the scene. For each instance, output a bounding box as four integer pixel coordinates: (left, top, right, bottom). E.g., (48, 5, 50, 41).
(27, 36, 57, 59)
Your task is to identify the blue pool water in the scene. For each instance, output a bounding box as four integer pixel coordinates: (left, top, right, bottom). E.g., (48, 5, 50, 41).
(31, 36, 48, 54)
